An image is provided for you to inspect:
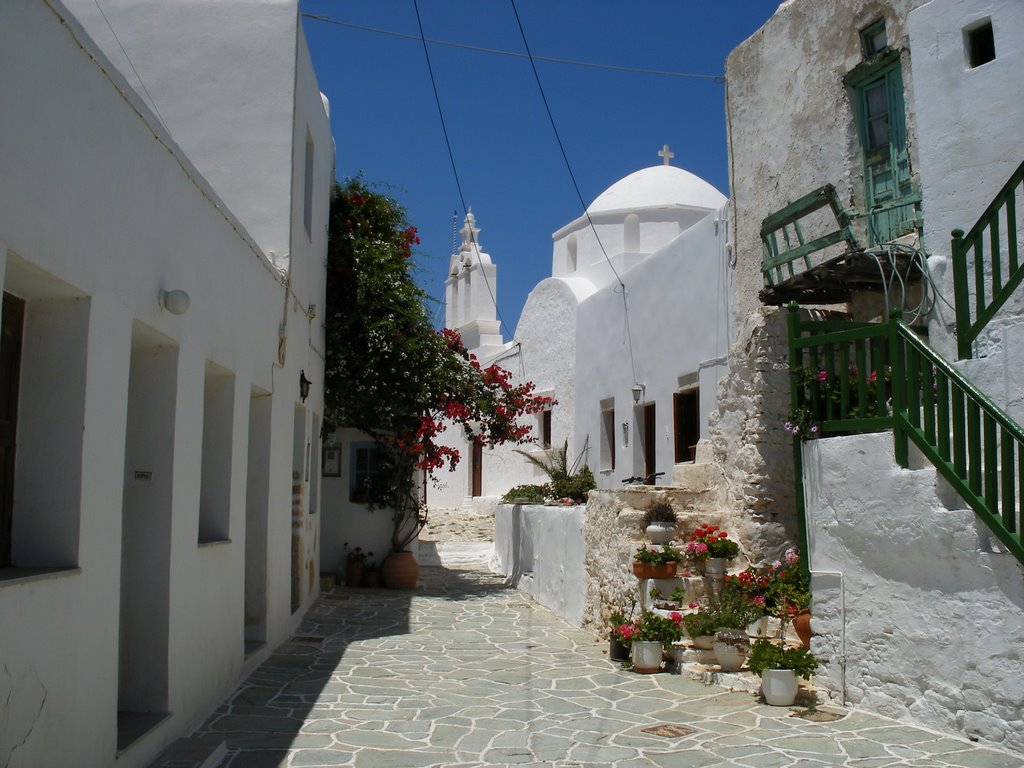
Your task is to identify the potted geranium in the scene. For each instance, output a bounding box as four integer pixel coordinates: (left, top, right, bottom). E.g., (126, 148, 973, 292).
(708, 591, 762, 671)
(686, 524, 740, 575)
(641, 500, 678, 544)
(681, 605, 719, 650)
(765, 548, 812, 647)
(632, 543, 682, 579)
(747, 638, 819, 706)
(607, 608, 635, 662)
(722, 566, 774, 637)
(629, 611, 684, 674)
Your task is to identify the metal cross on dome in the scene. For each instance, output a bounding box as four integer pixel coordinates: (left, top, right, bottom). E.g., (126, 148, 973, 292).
(658, 144, 675, 165)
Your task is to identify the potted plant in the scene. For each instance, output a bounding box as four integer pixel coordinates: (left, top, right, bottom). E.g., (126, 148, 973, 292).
(632, 543, 682, 580)
(708, 591, 762, 672)
(641, 500, 678, 544)
(629, 611, 684, 674)
(342, 543, 371, 587)
(681, 605, 719, 650)
(607, 607, 635, 662)
(685, 524, 740, 575)
(722, 567, 774, 637)
(747, 639, 819, 706)
(765, 548, 812, 647)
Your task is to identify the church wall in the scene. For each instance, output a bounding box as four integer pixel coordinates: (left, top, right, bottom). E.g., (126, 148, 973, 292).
(576, 210, 729, 488)
(0, 1, 329, 765)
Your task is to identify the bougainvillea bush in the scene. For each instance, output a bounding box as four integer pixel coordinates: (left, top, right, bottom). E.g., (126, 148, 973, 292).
(324, 177, 551, 551)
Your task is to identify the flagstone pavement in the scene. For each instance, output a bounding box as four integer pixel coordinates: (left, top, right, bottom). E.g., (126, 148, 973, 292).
(154, 564, 1024, 768)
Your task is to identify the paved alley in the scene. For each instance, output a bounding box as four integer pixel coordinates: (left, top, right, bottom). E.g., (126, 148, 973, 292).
(160, 565, 1024, 768)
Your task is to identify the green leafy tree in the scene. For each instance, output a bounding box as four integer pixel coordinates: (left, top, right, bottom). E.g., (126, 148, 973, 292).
(324, 177, 551, 551)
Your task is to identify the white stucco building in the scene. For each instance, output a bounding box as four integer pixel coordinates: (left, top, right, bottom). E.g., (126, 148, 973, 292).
(428, 157, 730, 511)
(716, 0, 1024, 752)
(0, 1, 331, 765)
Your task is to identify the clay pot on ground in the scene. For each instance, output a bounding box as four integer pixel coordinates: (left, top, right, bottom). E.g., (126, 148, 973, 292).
(609, 633, 630, 662)
(792, 610, 812, 649)
(345, 561, 364, 587)
(362, 567, 382, 588)
(712, 628, 750, 672)
(381, 550, 419, 589)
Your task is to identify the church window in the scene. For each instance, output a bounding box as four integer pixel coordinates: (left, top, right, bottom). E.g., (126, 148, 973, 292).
(624, 214, 640, 251)
(599, 399, 615, 471)
(965, 19, 995, 68)
(350, 442, 385, 503)
(567, 234, 577, 272)
(303, 128, 314, 237)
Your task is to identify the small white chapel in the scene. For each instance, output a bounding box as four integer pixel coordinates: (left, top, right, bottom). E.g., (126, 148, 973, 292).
(428, 147, 732, 511)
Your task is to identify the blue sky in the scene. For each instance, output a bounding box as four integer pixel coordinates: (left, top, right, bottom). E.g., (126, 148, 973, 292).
(301, 1, 778, 334)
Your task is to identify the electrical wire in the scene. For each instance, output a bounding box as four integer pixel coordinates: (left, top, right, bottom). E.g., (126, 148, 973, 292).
(300, 13, 723, 82)
(507, 0, 641, 387)
(411, 0, 515, 345)
(93, 0, 168, 131)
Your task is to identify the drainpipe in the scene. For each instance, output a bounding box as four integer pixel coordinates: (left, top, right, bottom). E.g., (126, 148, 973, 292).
(808, 568, 847, 707)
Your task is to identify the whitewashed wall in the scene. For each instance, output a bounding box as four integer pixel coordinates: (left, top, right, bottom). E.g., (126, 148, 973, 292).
(493, 503, 586, 625)
(804, 432, 1024, 754)
(575, 207, 729, 488)
(0, 1, 330, 766)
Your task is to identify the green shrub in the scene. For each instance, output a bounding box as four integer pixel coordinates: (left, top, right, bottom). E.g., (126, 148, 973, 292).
(747, 639, 819, 679)
(500, 484, 549, 504)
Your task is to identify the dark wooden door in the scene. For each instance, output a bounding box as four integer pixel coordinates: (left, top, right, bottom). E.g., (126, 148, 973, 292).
(0, 293, 25, 567)
(642, 403, 656, 484)
(471, 438, 483, 497)
(674, 389, 700, 463)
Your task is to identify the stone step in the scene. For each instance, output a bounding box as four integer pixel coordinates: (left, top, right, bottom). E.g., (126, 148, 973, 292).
(144, 736, 226, 768)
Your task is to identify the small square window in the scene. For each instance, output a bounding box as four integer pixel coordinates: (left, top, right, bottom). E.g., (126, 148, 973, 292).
(861, 20, 888, 57)
(965, 20, 995, 68)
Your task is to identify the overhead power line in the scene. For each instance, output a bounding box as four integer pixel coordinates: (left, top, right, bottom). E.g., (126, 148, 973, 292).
(301, 13, 724, 82)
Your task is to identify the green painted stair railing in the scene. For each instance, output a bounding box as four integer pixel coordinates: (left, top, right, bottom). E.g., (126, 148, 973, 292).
(952, 158, 1024, 360)
(788, 303, 1024, 567)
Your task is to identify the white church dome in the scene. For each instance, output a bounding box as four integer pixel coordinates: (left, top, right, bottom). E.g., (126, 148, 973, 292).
(586, 164, 726, 215)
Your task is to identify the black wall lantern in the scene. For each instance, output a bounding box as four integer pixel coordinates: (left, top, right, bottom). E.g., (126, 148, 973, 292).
(299, 370, 311, 402)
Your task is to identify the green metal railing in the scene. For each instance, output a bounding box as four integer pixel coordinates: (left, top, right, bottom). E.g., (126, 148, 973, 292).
(788, 303, 1024, 566)
(952, 158, 1024, 359)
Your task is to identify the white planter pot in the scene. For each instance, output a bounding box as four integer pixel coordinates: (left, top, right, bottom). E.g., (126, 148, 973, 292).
(688, 633, 715, 650)
(713, 629, 750, 672)
(703, 557, 728, 575)
(631, 640, 663, 674)
(645, 523, 675, 544)
(761, 668, 799, 706)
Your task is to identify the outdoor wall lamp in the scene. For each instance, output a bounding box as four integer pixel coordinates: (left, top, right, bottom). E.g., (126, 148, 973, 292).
(299, 370, 311, 402)
(632, 384, 645, 404)
(158, 288, 190, 315)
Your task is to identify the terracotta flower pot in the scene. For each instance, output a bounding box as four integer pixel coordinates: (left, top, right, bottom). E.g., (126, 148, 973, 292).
(792, 610, 812, 649)
(345, 561, 364, 587)
(381, 550, 419, 589)
(632, 561, 677, 580)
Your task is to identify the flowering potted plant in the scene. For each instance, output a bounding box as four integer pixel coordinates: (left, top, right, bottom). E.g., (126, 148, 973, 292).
(632, 543, 682, 579)
(342, 543, 372, 587)
(765, 548, 812, 646)
(607, 608, 635, 662)
(628, 611, 684, 673)
(747, 638, 819, 706)
(686, 524, 740, 576)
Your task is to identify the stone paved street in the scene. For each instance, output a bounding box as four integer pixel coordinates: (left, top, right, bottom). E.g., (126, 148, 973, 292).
(166, 564, 1024, 768)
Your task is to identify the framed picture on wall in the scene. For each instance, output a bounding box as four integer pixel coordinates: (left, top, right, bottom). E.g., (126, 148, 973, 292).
(323, 446, 342, 477)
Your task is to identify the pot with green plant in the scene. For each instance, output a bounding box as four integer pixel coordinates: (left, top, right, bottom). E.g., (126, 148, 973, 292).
(628, 611, 685, 673)
(642, 500, 678, 544)
(681, 605, 719, 650)
(708, 591, 762, 672)
(686, 524, 741, 576)
(765, 548, 812, 647)
(747, 639, 819, 706)
(342, 543, 371, 587)
(632, 543, 682, 580)
(607, 607, 635, 662)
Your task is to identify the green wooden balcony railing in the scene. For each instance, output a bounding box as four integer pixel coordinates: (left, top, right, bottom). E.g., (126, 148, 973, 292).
(952, 158, 1024, 359)
(788, 303, 1024, 566)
